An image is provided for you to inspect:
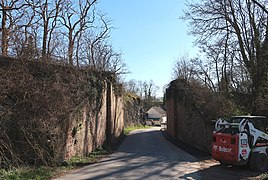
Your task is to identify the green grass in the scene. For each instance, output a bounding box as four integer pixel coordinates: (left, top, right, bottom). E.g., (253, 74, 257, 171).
(0, 167, 53, 180)
(124, 124, 150, 135)
(0, 147, 110, 180)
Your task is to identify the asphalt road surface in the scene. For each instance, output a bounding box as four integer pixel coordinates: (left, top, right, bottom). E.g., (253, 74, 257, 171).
(54, 127, 201, 180)
(54, 127, 264, 180)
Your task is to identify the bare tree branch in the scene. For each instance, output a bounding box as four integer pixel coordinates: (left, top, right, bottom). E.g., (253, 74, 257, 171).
(252, 0, 268, 14)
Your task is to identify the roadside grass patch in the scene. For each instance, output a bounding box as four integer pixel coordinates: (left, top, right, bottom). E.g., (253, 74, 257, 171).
(65, 147, 109, 167)
(0, 167, 53, 180)
(124, 124, 150, 135)
(0, 147, 110, 179)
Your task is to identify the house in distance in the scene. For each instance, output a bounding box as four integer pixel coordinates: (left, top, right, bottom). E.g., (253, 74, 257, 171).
(145, 106, 166, 126)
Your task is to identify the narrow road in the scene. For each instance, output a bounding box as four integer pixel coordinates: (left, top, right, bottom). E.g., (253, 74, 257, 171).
(55, 127, 201, 180)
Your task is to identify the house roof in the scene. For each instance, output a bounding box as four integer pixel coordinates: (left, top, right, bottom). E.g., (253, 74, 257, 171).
(147, 106, 166, 115)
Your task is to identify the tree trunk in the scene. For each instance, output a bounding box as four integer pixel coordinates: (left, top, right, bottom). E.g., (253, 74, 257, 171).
(68, 40, 74, 65)
(1, 7, 8, 56)
(42, 22, 48, 60)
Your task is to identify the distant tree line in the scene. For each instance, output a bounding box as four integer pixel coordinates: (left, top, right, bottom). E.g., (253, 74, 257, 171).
(123, 79, 163, 126)
(124, 79, 162, 111)
(0, 0, 126, 74)
(174, 0, 268, 115)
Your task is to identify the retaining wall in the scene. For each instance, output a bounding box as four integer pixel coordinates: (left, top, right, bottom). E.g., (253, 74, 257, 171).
(63, 82, 124, 160)
(166, 80, 214, 153)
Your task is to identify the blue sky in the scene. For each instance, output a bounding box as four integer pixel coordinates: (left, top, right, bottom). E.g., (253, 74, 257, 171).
(97, 1, 198, 97)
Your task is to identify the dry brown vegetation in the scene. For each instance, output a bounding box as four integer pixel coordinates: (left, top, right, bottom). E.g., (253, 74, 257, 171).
(167, 78, 242, 120)
(0, 56, 120, 169)
(166, 78, 251, 153)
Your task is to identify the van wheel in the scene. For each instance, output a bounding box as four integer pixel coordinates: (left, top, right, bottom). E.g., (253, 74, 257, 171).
(249, 152, 268, 172)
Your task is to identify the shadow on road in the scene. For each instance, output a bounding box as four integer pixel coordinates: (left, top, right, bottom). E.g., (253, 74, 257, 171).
(78, 129, 201, 180)
(161, 130, 210, 158)
(161, 130, 264, 180)
(55, 128, 265, 180)
(198, 159, 263, 180)
(83, 154, 196, 179)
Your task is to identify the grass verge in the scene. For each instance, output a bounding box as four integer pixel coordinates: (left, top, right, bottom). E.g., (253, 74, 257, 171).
(0, 147, 110, 180)
(124, 124, 151, 135)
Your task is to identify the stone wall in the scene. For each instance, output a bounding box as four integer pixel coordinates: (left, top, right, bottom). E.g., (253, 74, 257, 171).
(0, 56, 124, 166)
(124, 93, 143, 126)
(166, 80, 215, 153)
(105, 82, 124, 147)
(63, 82, 124, 160)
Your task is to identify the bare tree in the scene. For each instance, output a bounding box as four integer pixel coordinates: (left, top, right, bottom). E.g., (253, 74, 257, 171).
(0, 0, 32, 56)
(252, 0, 268, 14)
(82, 13, 111, 68)
(183, 0, 268, 100)
(124, 79, 140, 94)
(76, 13, 128, 74)
(60, 0, 97, 65)
(33, 0, 63, 60)
(90, 41, 127, 74)
(0, 0, 126, 74)
(173, 53, 195, 81)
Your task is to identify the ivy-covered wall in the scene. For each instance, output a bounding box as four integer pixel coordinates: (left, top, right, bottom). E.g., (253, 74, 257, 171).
(166, 79, 239, 153)
(124, 93, 143, 126)
(64, 82, 124, 160)
(0, 56, 124, 167)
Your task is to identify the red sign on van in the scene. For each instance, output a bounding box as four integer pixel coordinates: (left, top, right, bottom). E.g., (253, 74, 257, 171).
(241, 149, 247, 157)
